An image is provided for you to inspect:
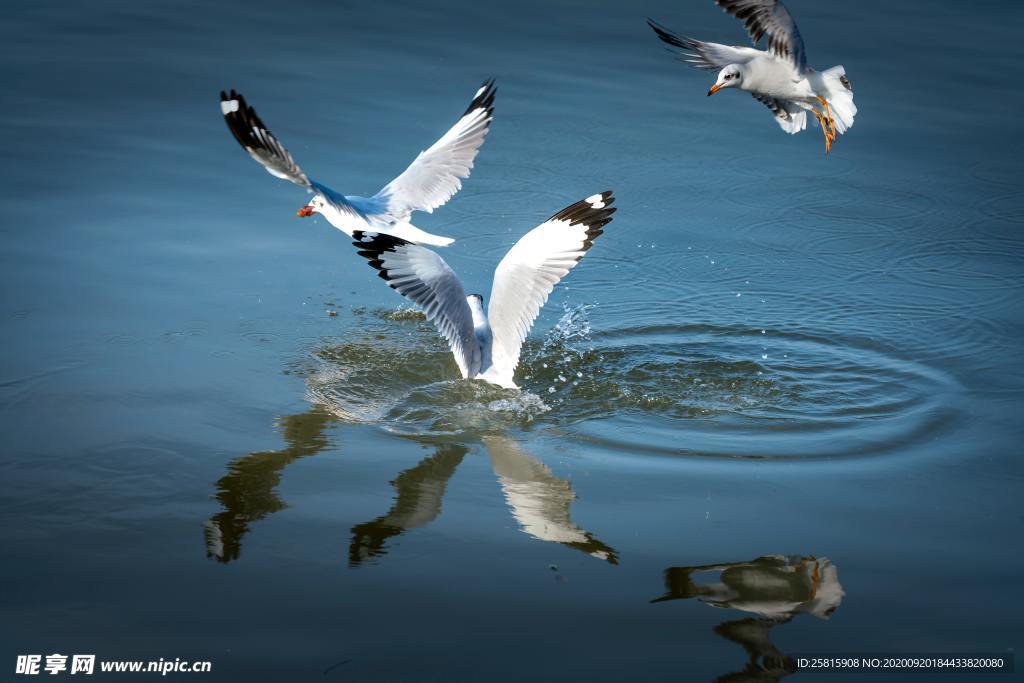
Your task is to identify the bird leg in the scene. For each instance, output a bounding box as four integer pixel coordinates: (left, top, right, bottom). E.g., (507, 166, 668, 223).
(811, 109, 832, 155)
(816, 96, 837, 141)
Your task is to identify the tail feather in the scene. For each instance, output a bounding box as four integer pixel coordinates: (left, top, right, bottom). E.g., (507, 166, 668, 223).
(821, 66, 856, 135)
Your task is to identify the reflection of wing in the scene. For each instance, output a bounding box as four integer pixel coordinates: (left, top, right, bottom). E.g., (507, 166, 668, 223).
(204, 406, 336, 563)
(483, 436, 617, 564)
(220, 89, 311, 187)
(715, 0, 807, 72)
(375, 80, 496, 220)
(353, 232, 480, 378)
(647, 19, 760, 70)
(484, 193, 615, 386)
(348, 444, 467, 567)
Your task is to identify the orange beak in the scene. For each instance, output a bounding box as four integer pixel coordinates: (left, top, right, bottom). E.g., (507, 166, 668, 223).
(707, 83, 723, 96)
(296, 205, 314, 218)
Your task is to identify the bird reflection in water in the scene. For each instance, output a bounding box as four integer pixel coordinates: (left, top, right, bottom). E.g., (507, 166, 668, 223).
(652, 555, 843, 683)
(204, 406, 336, 562)
(348, 443, 467, 566)
(483, 436, 616, 564)
(205, 408, 616, 566)
(349, 436, 617, 566)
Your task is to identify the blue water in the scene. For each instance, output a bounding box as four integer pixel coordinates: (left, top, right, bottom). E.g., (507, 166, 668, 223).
(1, 0, 1022, 680)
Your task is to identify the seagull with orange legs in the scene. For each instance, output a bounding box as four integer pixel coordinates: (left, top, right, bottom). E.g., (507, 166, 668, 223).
(219, 80, 496, 245)
(648, 1, 855, 155)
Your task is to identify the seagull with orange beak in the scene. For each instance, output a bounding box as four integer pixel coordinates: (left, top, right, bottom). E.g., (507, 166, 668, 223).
(648, 1, 856, 155)
(220, 80, 496, 246)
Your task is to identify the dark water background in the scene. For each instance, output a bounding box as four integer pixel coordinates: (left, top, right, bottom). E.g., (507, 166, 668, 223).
(1, 0, 1022, 680)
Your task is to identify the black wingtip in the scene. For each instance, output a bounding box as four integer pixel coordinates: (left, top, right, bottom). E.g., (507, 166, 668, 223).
(549, 191, 616, 227)
(463, 78, 497, 117)
(352, 232, 415, 283)
(352, 231, 413, 251)
(219, 88, 260, 150)
(548, 192, 617, 253)
(646, 17, 675, 42)
(646, 18, 700, 54)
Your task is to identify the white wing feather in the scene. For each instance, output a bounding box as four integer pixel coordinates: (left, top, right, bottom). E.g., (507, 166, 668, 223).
(647, 19, 760, 70)
(375, 80, 496, 221)
(484, 192, 616, 386)
(352, 232, 481, 378)
(751, 93, 807, 133)
(715, 0, 807, 72)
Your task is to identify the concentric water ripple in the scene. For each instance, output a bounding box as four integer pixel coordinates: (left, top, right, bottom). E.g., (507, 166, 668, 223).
(553, 323, 960, 459)
(296, 306, 960, 460)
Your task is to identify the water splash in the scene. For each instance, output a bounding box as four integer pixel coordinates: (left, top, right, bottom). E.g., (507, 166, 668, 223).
(295, 304, 960, 459)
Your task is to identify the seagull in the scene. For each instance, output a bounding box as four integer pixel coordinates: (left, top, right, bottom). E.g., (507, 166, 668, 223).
(351, 192, 616, 389)
(219, 79, 496, 246)
(647, 1, 856, 155)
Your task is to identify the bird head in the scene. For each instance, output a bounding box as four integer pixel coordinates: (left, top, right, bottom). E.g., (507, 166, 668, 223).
(708, 65, 743, 95)
(296, 195, 326, 218)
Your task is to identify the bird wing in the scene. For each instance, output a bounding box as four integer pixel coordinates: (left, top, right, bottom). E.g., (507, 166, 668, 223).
(485, 192, 616, 384)
(348, 445, 467, 567)
(220, 90, 310, 187)
(750, 93, 807, 134)
(352, 232, 480, 378)
(647, 19, 760, 70)
(715, 0, 807, 72)
(484, 436, 618, 564)
(374, 79, 496, 221)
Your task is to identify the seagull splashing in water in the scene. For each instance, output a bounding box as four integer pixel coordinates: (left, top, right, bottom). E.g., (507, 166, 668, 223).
(219, 80, 496, 245)
(351, 193, 616, 389)
(648, 1, 855, 155)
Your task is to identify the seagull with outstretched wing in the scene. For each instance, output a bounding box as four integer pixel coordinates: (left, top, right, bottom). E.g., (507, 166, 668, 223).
(219, 80, 496, 245)
(647, 1, 856, 155)
(352, 192, 616, 389)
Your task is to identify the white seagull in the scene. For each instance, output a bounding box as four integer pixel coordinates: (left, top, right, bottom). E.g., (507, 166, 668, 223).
(352, 192, 616, 389)
(648, 1, 855, 155)
(219, 80, 496, 246)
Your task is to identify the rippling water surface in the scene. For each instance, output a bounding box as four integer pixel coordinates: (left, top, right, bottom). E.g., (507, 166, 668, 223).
(1, 0, 1022, 680)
